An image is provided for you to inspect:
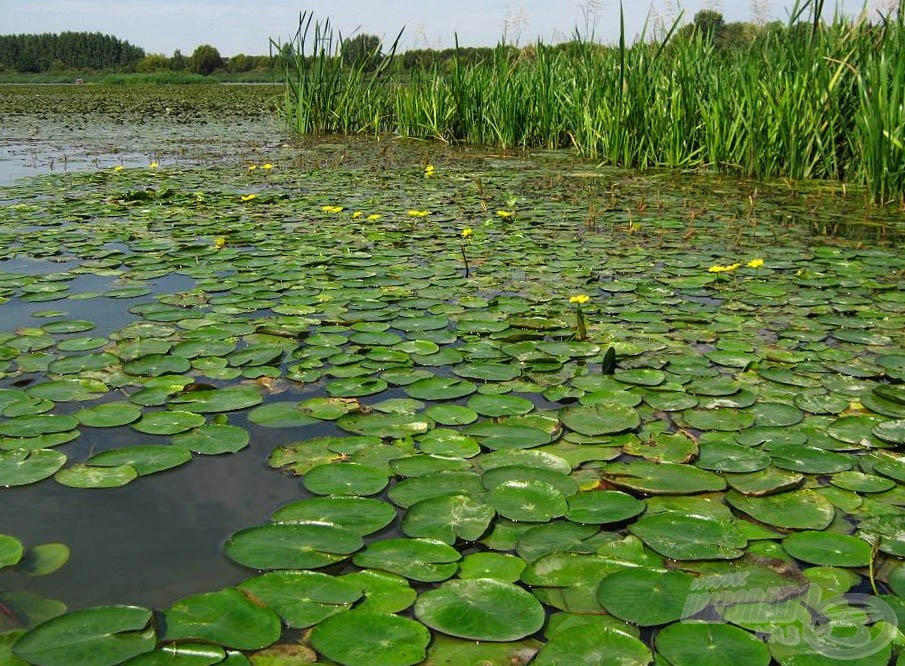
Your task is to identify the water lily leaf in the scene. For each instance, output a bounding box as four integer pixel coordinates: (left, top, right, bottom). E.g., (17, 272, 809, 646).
(642, 390, 699, 411)
(725, 489, 835, 530)
(873, 419, 905, 446)
(424, 635, 541, 666)
(168, 386, 263, 412)
(465, 394, 535, 417)
(623, 432, 697, 464)
(560, 404, 640, 436)
(238, 570, 362, 629)
(415, 578, 544, 641)
(402, 494, 495, 543)
(352, 537, 460, 582)
(458, 552, 526, 582)
(602, 461, 726, 494)
(765, 444, 852, 473)
(118, 643, 226, 665)
(597, 568, 696, 626)
(0, 534, 24, 569)
(341, 569, 417, 614)
(831, 470, 895, 493)
(122, 354, 191, 377)
(696, 441, 772, 473)
(532, 625, 650, 666)
(326, 377, 388, 398)
(629, 513, 747, 560)
(0, 449, 67, 486)
(16, 543, 70, 576)
(487, 480, 568, 522)
(782, 531, 872, 567)
(246, 401, 321, 428)
(55, 464, 138, 488)
(337, 412, 433, 438)
(655, 622, 770, 666)
(162, 587, 280, 651)
(47, 353, 119, 375)
(309, 611, 430, 666)
(171, 424, 249, 455)
(387, 471, 484, 508)
(28, 379, 107, 402)
(0, 414, 78, 438)
(482, 464, 577, 497)
(12, 605, 155, 666)
(404, 377, 476, 401)
(87, 446, 191, 476)
(271, 497, 396, 536)
(422, 404, 478, 426)
(224, 522, 363, 570)
(681, 408, 755, 431)
(858, 515, 905, 557)
(463, 421, 554, 450)
(132, 410, 205, 435)
(725, 467, 804, 496)
(302, 462, 388, 496)
(565, 490, 646, 525)
(73, 402, 142, 428)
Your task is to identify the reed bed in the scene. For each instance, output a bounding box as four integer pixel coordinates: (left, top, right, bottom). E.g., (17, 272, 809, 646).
(276, 3, 905, 203)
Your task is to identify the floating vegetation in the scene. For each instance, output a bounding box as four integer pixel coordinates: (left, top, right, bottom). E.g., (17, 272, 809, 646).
(1, 110, 905, 665)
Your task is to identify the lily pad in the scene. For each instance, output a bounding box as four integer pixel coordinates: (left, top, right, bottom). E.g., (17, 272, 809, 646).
(725, 489, 835, 530)
(655, 622, 770, 666)
(487, 480, 568, 522)
(224, 522, 363, 570)
(168, 386, 263, 412)
(565, 490, 646, 525)
(532, 625, 651, 666)
(132, 411, 205, 435)
(402, 494, 495, 543)
(0, 449, 67, 486)
(597, 568, 696, 626)
(560, 404, 640, 436)
(55, 464, 138, 488)
(602, 461, 726, 495)
(309, 611, 431, 666)
(73, 402, 142, 428)
(629, 513, 747, 560)
(781, 531, 872, 567)
(352, 537, 460, 582)
(238, 570, 362, 629)
(414, 578, 544, 641)
(271, 497, 396, 536)
(171, 424, 249, 454)
(302, 462, 388, 496)
(86, 446, 191, 476)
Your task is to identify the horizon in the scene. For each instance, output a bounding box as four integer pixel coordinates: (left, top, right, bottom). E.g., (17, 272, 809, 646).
(3, 1, 892, 57)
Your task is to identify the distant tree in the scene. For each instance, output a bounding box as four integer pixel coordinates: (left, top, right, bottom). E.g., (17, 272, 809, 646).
(693, 10, 726, 38)
(189, 44, 223, 75)
(136, 53, 169, 72)
(0, 31, 144, 72)
(170, 49, 187, 71)
(342, 33, 381, 69)
(226, 53, 253, 73)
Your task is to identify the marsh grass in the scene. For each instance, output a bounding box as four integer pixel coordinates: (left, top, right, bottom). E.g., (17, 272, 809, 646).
(278, 2, 905, 203)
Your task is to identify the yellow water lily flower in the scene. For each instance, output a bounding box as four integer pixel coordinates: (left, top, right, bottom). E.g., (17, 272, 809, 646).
(113, 165, 124, 172)
(569, 294, 591, 305)
(247, 164, 257, 171)
(261, 163, 273, 170)
(321, 205, 344, 213)
(496, 210, 515, 218)
(708, 263, 742, 273)
(213, 236, 227, 249)
(747, 258, 765, 268)
(407, 210, 430, 218)
(424, 164, 435, 177)
(461, 227, 473, 238)
(149, 161, 159, 169)
(241, 194, 258, 202)
(352, 211, 363, 219)
(367, 214, 382, 221)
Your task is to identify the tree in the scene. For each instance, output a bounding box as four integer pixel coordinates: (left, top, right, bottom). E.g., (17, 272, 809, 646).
(136, 53, 169, 72)
(342, 33, 381, 69)
(693, 10, 726, 38)
(170, 49, 187, 71)
(189, 44, 223, 75)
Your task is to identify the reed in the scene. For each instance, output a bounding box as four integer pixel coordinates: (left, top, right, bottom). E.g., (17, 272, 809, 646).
(277, 3, 905, 203)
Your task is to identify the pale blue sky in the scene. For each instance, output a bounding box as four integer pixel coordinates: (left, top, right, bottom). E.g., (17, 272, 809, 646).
(2, 1, 885, 56)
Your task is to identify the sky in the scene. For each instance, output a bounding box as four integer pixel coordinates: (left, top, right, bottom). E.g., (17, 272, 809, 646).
(2, 0, 891, 56)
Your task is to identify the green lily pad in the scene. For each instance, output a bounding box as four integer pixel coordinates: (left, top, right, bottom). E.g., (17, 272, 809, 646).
(602, 461, 726, 494)
(352, 537, 460, 582)
(73, 402, 142, 428)
(0, 534, 24, 569)
(458, 552, 526, 582)
(532, 625, 650, 666)
(782, 531, 872, 567)
(404, 377, 476, 401)
(873, 419, 905, 445)
(162, 587, 280, 651)
(114, 642, 226, 665)
(171, 424, 249, 454)
(565, 490, 646, 525)
(310, 611, 430, 666)
(55, 464, 138, 488)
(629, 513, 747, 560)
(726, 489, 835, 530)
(13, 605, 155, 666)
(341, 569, 417, 614)
(132, 410, 205, 435)
(86, 446, 192, 476)
(326, 377, 388, 398)
(696, 441, 772, 473)
(597, 568, 696, 626)
(238, 570, 362, 629)
(560, 404, 640, 436)
(655, 622, 770, 666)
(302, 462, 388, 496)
(47, 353, 119, 375)
(402, 494, 495, 543)
(16, 543, 70, 576)
(122, 354, 191, 377)
(463, 421, 554, 450)
(725, 467, 804, 496)
(414, 578, 544, 641)
(681, 408, 755, 431)
(387, 471, 484, 508)
(224, 522, 363, 570)
(487, 480, 568, 522)
(0, 414, 78, 438)
(337, 412, 434, 438)
(168, 386, 263, 412)
(246, 401, 321, 428)
(271, 497, 396, 536)
(0, 449, 67, 486)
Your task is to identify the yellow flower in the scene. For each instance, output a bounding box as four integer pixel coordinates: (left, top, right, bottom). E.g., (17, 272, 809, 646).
(213, 236, 227, 249)
(461, 227, 473, 238)
(747, 258, 765, 269)
(352, 211, 363, 219)
(113, 165, 124, 172)
(407, 210, 430, 217)
(424, 164, 435, 177)
(367, 214, 382, 221)
(321, 205, 344, 213)
(708, 263, 742, 273)
(247, 164, 257, 171)
(149, 161, 159, 169)
(241, 194, 258, 202)
(261, 163, 273, 170)
(496, 210, 514, 218)
(569, 294, 591, 305)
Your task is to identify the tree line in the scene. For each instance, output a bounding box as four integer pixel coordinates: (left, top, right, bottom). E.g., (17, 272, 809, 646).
(0, 13, 797, 77)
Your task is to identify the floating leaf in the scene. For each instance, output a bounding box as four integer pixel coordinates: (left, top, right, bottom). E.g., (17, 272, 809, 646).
(781, 531, 872, 567)
(352, 537, 460, 582)
(726, 489, 835, 530)
(655, 622, 770, 666)
(224, 522, 363, 570)
(310, 611, 430, 666)
(55, 464, 138, 489)
(238, 571, 362, 629)
(560, 404, 640, 436)
(629, 513, 747, 560)
(597, 568, 696, 626)
(271, 497, 396, 536)
(0, 449, 67, 487)
(602, 461, 726, 495)
(487, 480, 568, 522)
(302, 463, 388, 496)
(402, 494, 495, 543)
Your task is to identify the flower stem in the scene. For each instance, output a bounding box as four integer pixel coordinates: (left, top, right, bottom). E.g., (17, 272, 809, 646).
(461, 245, 470, 278)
